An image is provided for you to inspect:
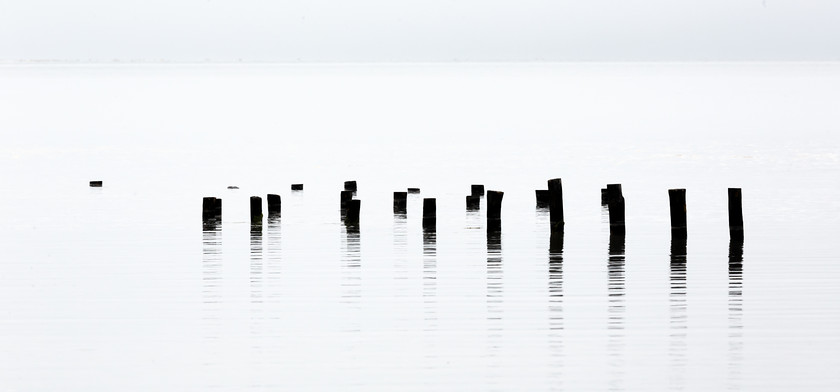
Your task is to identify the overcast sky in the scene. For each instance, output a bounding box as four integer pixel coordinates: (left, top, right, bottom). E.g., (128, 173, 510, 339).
(1, 0, 838, 62)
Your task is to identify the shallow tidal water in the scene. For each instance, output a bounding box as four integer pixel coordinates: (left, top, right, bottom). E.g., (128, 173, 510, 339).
(1, 62, 839, 391)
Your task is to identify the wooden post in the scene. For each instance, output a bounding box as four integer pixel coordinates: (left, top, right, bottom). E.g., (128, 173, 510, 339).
(345, 199, 361, 224)
(89, 180, 103, 187)
(423, 198, 436, 229)
(606, 184, 625, 233)
(487, 190, 503, 234)
(466, 195, 480, 210)
(471, 185, 485, 197)
(340, 190, 353, 209)
(393, 191, 408, 213)
(250, 196, 263, 224)
(202, 197, 216, 221)
(669, 189, 687, 237)
(214, 198, 222, 219)
(535, 190, 549, 208)
(729, 188, 744, 238)
(344, 181, 357, 192)
(267, 194, 281, 216)
(487, 190, 503, 221)
(407, 188, 420, 194)
(547, 178, 564, 231)
(291, 184, 303, 191)
(601, 188, 608, 205)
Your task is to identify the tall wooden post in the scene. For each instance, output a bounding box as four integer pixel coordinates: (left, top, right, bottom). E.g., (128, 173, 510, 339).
(393, 191, 408, 214)
(423, 198, 436, 230)
(669, 189, 687, 237)
(548, 178, 564, 232)
(250, 196, 263, 225)
(729, 188, 744, 239)
(606, 184, 625, 233)
(267, 194, 281, 216)
(345, 199, 361, 224)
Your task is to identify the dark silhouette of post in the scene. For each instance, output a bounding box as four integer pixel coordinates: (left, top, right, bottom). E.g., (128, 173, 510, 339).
(213, 198, 222, 219)
(669, 189, 687, 238)
(89, 180, 103, 187)
(345, 199, 361, 224)
(250, 196, 263, 225)
(291, 184, 303, 191)
(729, 188, 744, 239)
(393, 191, 408, 214)
(267, 194, 281, 216)
(466, 195, 480, 210)
(547, 178, 564, 232)
(202, 197, 217, 221)
(423, 198, 436, 230)
(487, 190, 504, 224)
(535, 190, 549, 208)
(407, 188, 420, 194)
(340, 190, 353, 210)
(344, 181, 357, 192)
(606, 184, 626, 233)
(471, 185, 485, 197)
(601, 188, 609, 205)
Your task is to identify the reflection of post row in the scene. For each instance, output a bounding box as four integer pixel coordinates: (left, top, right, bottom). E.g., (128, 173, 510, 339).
(199, 179, 744, 240)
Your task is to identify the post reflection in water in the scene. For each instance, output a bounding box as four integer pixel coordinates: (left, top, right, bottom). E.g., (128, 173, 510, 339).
(547, 226, 565, 391)
(486, 220, 504, 380)
(201, 224, 223, 318)
(201, 223, 223, 375)
(669, 233, 688, 388)
(607, 230, 626, 390)
(265, 216, 282, 303)
(249, 221, 265, 363)
(422, 225, 437, 332)
(250, 223, 264, 304)
(393, 212, 409, 302)
(341, 221, 362, 333)
(728, 236, 745, 389)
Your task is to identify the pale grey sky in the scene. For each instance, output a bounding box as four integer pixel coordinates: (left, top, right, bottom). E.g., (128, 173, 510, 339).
(1, 0, 838, 62)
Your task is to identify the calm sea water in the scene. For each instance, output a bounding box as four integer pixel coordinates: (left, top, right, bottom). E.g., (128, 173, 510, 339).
(1, 63, 839, 391)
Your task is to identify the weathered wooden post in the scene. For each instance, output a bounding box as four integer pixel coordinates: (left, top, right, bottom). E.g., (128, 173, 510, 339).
(393, 191, 408, 214)
(729, 188, 744, 239)
(606, 184, 626, 233)
(471, 185, 485, 197)
(547, 178, 564, 232)
(250, 196, 263, 225)
(407, 188, 420, 194)
(345, 199, 361, 224)
(214, 198, 222, 219)
(267, 194, 281, 216)
(344, 181, 357, 192)
(466, 195, 480, 210)
(202, 197, 217, 221)
(89, 180, 103, 187)
(535, 190, 549, 208)
(669, 189, 687, 237)
(487, 190, 504, 221)
(340, 190, 353, 210)
(423, 198, 436, 230)
(487, 190, 503, 233)
(291, 184, 303, 191)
